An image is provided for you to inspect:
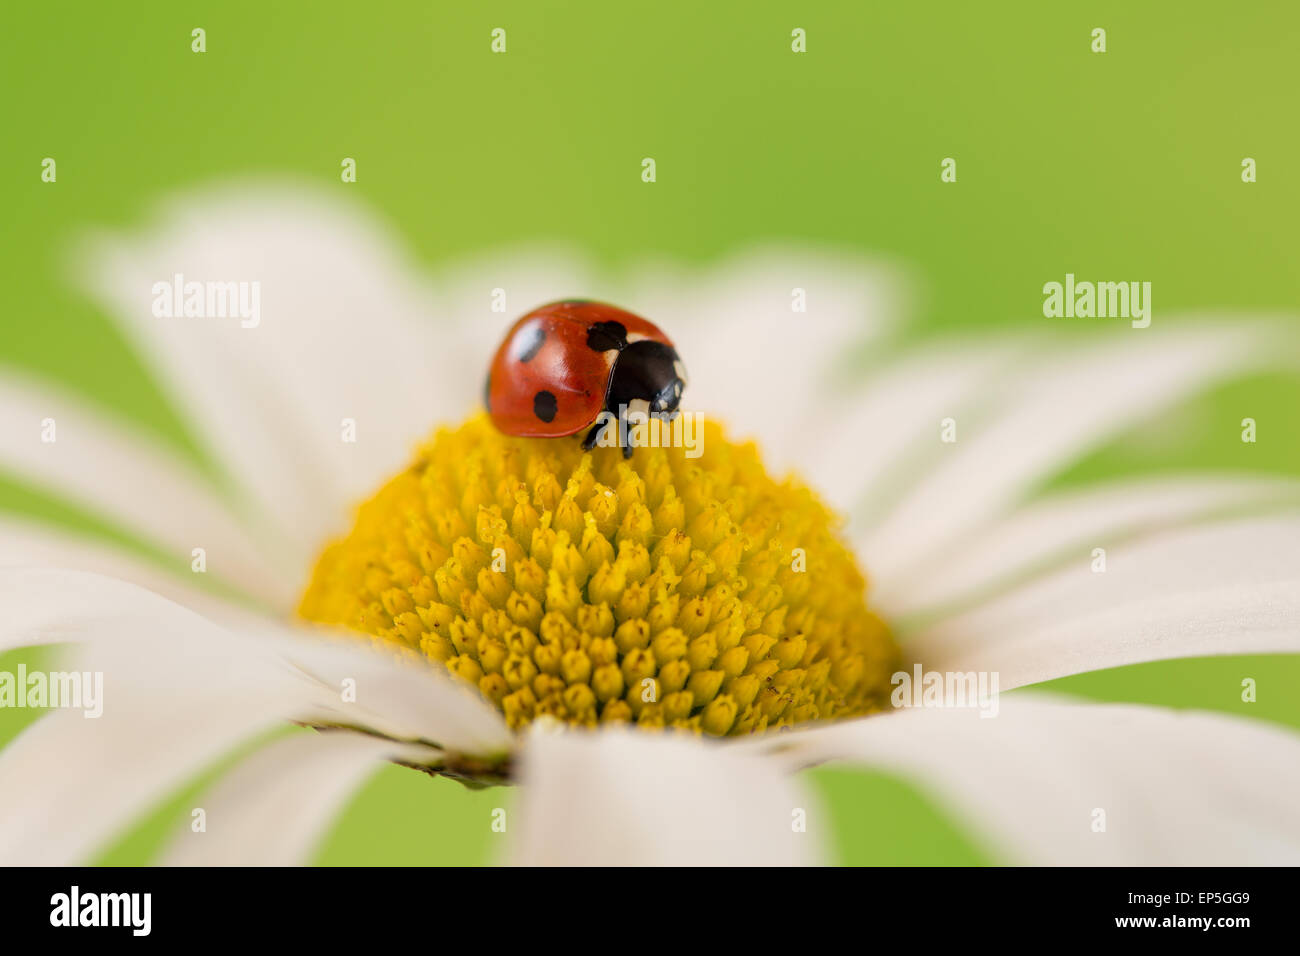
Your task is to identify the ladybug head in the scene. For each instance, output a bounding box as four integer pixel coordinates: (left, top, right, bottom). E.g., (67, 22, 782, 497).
(650, 360, 687, 416)
(606, 340, 688, 419)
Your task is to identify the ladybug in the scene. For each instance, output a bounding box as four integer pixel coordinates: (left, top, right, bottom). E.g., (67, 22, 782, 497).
(485, 300, 687, 458)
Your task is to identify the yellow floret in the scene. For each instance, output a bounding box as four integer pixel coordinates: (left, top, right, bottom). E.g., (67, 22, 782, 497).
(299, 414, 898, 736)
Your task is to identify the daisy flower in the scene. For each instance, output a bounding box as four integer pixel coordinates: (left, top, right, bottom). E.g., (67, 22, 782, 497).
(1, 183, 1298, 866)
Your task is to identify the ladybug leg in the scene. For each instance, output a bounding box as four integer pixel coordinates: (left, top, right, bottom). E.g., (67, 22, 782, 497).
(582, 418, 609, 451)
(580, 411, 634, 457)
(620, 409, 634, 459)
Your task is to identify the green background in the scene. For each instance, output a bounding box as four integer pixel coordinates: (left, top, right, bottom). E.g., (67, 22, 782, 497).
(1, 1, 1297, 864)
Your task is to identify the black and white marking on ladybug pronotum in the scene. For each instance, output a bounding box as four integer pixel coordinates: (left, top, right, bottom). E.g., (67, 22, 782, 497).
(533, 389, 558, 423)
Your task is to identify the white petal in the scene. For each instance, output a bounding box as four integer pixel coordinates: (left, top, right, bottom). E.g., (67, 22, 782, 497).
(885, 475, 1300, 619)
(856, 321, 1294, 596)
(0, 567, 511, 751)
(0, 567, 510, 863)
(744, 694, 1300, 865)
(0, 704, 288, 866)
(282, 625, 513, 757)
(160, 730, 409, 866)
(0, 564, 259, 655)
(0, 517, 275, 631)
(625, 246, 902, 467)
(75, 183, 460, 574)
(0, 587, 307, 866)
(430, 243, 601, 367)
(905, 514, 1300, 688)
(0, 370, 288, 608)
(798, 335, 1038, 520)
(510, 725, 822, 866)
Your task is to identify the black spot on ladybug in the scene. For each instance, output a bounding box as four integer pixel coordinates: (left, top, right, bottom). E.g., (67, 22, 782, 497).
(533, 390, 558, 423)
(514, 325, 546, 363)
(586, 321, 628, 352)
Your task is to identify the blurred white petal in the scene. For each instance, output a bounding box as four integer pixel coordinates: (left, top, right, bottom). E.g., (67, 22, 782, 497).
(886, 475, 1300, 618)
(430, 243, 601, 366)
(0, 699, 287, 866)
(906, 514, 1300, 689)
(279, 629, 512, 757)
(161, 730, 410, 866)
(858, 321, 1294, 596)
(800, 335, 1037, 520)
(75, 183, 461, 576)
(0, 567, 511, 863)
(0, 517, 273, 630)
(0, 570, 306, 865)
(0, 567, 511, 751)
(0, 370, 287, 608)
(0, 565, 263, 656)
(744, 695, 1300, 865)
(510, 726, 822, 866)
(625, 246, 901, 466)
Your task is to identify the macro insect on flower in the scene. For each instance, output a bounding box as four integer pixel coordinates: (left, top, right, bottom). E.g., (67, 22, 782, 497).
(1, 185, 1298, 866)
(485, 300, 688, 459)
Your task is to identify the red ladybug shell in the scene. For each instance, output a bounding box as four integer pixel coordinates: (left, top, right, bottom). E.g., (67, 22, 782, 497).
(486, 301, 676, 438)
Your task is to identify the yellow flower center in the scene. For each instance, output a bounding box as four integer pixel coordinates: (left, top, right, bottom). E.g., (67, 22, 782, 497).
(299, 414, 898, 737)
